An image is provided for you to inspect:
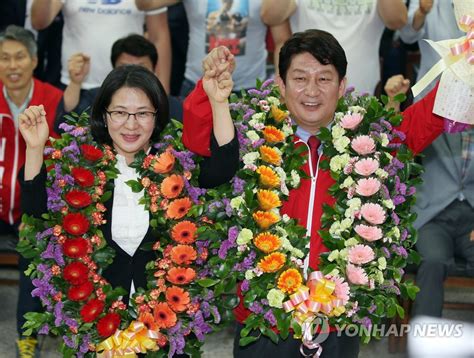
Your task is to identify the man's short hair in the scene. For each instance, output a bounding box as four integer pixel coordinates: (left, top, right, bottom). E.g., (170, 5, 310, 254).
(110, 34, 158, 68)
(278, 29, 347, 83)
(0, 25, 37, 57)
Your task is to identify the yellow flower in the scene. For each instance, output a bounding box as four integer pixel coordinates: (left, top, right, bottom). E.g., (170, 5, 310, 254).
(262, 126, 285, 143)
(260, 146, 281, 166)
(257, 166, 280, 188)
(277, 268, 303, 294)
(271, 105, 288, 122)
(257, 190, 281, 210)
(254, 232, 281, 253)
(258, 252, 286, 272)
(253, 210, 280, 229)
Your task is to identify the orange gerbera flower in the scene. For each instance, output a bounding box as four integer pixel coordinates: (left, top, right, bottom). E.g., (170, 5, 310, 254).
(253, 210, 280, 229)
(253, 232, 281, 253)
(260, 145, 281, 165)
(257, 190, 281, 210)
(166, 286, 190, 312)
(153, 302, 177, 329)
(257, 166, 280, 188)
(153, 151, 175, 174)
(170, 245, 197, 265)
(271, 105, 288, 122)
(166, 197, 192, 219)
(161, 174, 184, 199)
(171, 221, 197, 244)
(258, 252, 286, 272)
(166, 267, 196, 285)
(277, 268, 303, 294)
(138, 312, 159, 331)
(263, 126, 285, 143)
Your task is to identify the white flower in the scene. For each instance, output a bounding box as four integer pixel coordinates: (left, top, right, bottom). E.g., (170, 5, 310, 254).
(340, 176, 355, 189)
(290, 170, 300, 187)
(246, 130, 260, 142)
(267, 96, 280, 106)
(340, 218, 353, 230)
(378, 257, 387, 270)
(329, 221, 342, 237)
(291, 247, 304, 258)
(267, 289, 285, 308)
(376, 270, 384, 284)
(382, 199, 395, 210)
(243, 152, 260, 166)
(281, 123, 294, 136)
(328, 268, 340, 276)
(345, 198, 362, 218)
(335, 112, 345, 121)
(380, 133, 389, 147)
(375, 168, 389, 179)
(344, 237, 359, 247)
(339, 248, 348, 259)
(251, 112, 266, 122)
(332, 125, 346, 139)
(274, 167, 289, 195)
(245, 270, 255, 280)
(385, 152, 393, 160)
(282, 214, 291, 223)
(230, 196, 245, 210)
(248, 119, 265, 130)
(330, 154, 351, 172)
(236, 228, 253, 245)
(334, 136, 351, 153)
(349, 105, 366, 114)
(328, 250, 339, 262)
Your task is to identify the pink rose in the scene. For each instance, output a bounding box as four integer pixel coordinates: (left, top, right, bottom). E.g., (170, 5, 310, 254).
(346, 263, 369, 285)
(354, 224, 383, 242)
(354, 158, 379, 176)
(340, 113, 363, 130)
(348, 244, 375, 265)
(355, 178, 381, 197)
(351, 135, 376, 155)
(360, 203, 386, 225)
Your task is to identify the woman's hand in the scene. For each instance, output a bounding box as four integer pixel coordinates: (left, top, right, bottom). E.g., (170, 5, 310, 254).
(203, 66, 234, 104)
(18, 105, 50, 151)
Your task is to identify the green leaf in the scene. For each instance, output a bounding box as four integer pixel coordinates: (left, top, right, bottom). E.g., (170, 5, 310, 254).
(126, 180, 143, 193)
(239, 335, 260, 347)
(394, 93, 407, 103)
(197, 278, 220, 288)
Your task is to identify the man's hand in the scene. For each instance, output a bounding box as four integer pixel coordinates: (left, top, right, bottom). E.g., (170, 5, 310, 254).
(385, 75, 411, 99)
(203, 66, 233, 104)
(68, 53, 90, 85)
(419, 0, 433, 15)
(18, 105, 50, 150)
(202, 46, 235, 77)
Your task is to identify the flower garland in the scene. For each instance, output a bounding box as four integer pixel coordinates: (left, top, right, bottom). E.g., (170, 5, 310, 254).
(18, 114, 223, 357)
(205, 81, 420, 346)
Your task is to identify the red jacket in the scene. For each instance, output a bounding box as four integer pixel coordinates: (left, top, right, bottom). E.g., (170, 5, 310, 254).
(182, 80, 444, 323)
(0, 79, 62, 225)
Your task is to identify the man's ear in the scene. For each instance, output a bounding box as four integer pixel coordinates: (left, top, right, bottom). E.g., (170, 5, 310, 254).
(338, 76, 347, 99)
(275, 75, 286, 99)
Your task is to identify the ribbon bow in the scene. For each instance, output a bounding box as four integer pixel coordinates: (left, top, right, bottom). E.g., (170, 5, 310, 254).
(96, 321, 160, 358)
(450, 15, 474, 64)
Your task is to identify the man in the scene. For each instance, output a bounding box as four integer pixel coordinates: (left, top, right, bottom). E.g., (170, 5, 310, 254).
(0, 25, 62, 358)
(181, 30, 447, 357)
(30, 0, 171, 92)
(259, 0, 408, 94)
(55, 34, 183, 131)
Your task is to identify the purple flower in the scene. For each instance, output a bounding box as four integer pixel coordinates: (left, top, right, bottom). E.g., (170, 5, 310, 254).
(252, 138, 265, 148)
(400, 229, 408, 241)
(248, 89, 262, 97)
(54, 301, 65, 327)
(36, 228, 54, 241)
(381, 247, 391, 258)
(393, 195, 406, 206)
(380, 119, 393, 131)
(370, 122, 383, 132)
(184, 178, 206, 204)
(408, 186, 416, 196)
(234, 251, 256, 272)
(261, 78, 274, 89)
(243, 109, 256, 120)
(241, 279, 250, 292)
(368, 305, 377, 314)
(58, 123, 76, 132)
(211, 305, 221, 324)
(232, 177, 245, 195)
(38, 324, 49, 335)
(391, 212, 400, 225)
(168, 334, 186, 357)
(172, 149, 197, 171)
(249, 301, 264, 315)
(191, 311, 212, 341)
(79, 334, 91, 354)
(43, 147, 55, 156)
(392, 129, 406, 141)
(263, 310, 277, 326)
(391, 245, 408, 258)
(63, 335, 77, 349)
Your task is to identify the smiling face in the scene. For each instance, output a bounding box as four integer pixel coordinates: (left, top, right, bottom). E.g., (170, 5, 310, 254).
(0, 39, 37, 92)
(276, 52, 346, 134)
(106, 86, 156, 164)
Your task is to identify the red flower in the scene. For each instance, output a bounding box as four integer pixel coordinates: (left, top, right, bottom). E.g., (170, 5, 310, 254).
(80, 299, 105, 323)
(97, 312, 121, 338)
(153, 302, 177, 329)
(71, 167, 95, 187)
(63, 213, 90, 236)
(80, 144, 103, 162)
(63, 238, 88, 258)
(64, 190, 92, 209)
(67, 281, 94, 301)
(63, 262, 89, 285)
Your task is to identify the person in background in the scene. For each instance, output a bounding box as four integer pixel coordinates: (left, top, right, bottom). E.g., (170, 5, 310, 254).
(135, 0, 290, 96)
(30, 0, 172, 93)
(0, 25, 62, 358)
(258, 0, 408, 95)
(55, 34, 183, 131)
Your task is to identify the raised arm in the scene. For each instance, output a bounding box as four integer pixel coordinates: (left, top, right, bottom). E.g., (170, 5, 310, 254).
(269, 20, 292, 76)
(384, 74, 410, 111)
(260, 0, 296, 26)
(135, 0, 178, 11)
(31, 0, 63, 30)
(146, 11, 172, 93)
(63, 53, 91, 112)
(377, 0, 408, 30)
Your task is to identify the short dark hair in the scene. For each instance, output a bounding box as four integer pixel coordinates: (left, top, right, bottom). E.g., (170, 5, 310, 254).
(110, 34, 158, 68)
(90, 65, 169, 145)
(278, 29, 347, 83)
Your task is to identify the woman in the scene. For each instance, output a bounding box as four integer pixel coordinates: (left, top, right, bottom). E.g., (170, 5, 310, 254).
(18, 64, 238, 302)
